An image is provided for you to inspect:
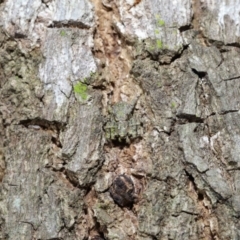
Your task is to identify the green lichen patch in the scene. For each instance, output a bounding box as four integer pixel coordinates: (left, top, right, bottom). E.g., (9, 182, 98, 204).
(73, 82, 88, 100)
(171, 102, 176, 109)
(156, 39, 163, 49)
(157, 19, 165, 27)
(157, 82, 162, 88)
(155, 14, 165, 27)
(60, 30, 67, 37)
(145, 38, 165, 53)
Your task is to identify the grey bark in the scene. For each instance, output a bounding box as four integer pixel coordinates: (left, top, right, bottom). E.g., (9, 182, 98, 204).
(1, 0, 240, 239)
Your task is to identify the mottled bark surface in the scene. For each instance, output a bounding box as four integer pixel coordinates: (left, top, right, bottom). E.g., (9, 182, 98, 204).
(1, 0, 240, 239)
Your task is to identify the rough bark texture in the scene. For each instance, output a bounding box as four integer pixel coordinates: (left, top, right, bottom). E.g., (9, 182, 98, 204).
(1, 0, 240, 239)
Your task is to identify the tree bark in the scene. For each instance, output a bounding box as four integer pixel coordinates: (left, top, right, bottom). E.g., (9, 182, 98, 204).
(0, 0, 240, 239)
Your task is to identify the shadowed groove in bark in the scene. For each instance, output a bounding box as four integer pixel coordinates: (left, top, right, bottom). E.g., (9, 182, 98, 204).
(48, 21, 91, 29)
(82, 1, 147, 237)
(184, 169, 220, 240)
(179, 24, 192, 33)
(191, 68, 207, 79)
(19, 118, 66, 147)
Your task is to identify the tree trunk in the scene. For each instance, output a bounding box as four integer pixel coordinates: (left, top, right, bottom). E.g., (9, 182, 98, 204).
(0, 0, 240, 239)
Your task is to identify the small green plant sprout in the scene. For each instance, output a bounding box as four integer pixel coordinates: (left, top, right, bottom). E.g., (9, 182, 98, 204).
(60, 30, 66, 37)
(73, 82, 88, 100)
(154, 29, 160, 35)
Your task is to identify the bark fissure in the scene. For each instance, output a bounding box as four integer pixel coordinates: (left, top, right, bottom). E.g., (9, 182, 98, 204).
(48, 21, 91, 29)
